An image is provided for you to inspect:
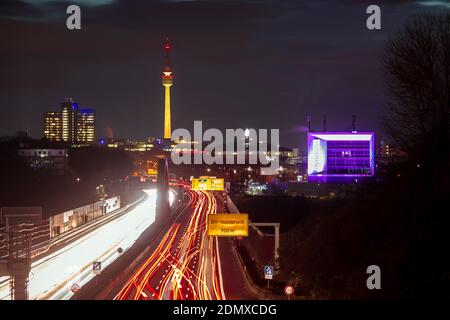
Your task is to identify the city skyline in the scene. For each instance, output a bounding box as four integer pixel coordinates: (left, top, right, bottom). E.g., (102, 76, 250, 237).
(1, 1, 448, 149)
(0, 0, 449, 304)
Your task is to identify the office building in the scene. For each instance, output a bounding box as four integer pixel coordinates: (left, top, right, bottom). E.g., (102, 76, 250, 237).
(307, 132, 375, 183)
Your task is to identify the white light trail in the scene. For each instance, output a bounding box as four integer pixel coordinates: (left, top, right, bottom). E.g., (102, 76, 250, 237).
(0, 189, 174, 300)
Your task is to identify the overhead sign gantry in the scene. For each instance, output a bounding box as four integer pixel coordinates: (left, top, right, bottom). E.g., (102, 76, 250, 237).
(192, 177, 224, 191)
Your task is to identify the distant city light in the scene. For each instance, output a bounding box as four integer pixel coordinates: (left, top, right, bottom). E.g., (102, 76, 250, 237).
(244, 128, 250, 138)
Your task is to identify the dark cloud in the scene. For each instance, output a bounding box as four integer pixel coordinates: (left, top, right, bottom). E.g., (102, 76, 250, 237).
(0, 0, 43, 21)
(0, 0, 449, 149)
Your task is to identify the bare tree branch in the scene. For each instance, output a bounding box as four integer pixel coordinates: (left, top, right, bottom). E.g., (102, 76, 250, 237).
(382, 13, 450, 194)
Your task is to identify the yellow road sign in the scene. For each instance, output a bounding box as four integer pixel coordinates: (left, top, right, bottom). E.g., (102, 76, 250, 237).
(210, 178, 224, 191)
(207, 213, 248, 237)
(192, 178, 211, 190)
(192, 177, 224, 191)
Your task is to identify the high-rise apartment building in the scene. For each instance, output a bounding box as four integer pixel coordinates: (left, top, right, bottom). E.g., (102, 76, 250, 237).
(76, 109, 95, 144)
(61, 99, 78, 142)
(43, 111, 62, 141)
(44, 98, 95, 144)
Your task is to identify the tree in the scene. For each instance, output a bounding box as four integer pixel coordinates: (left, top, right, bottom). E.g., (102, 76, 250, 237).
(383, 14, 450, 195)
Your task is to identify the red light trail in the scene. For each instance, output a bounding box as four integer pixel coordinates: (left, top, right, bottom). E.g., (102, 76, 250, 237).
(115, 189, 225, 300)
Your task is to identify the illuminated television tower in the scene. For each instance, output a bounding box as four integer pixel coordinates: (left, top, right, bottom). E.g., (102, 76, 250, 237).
(162, 36, 173, 140)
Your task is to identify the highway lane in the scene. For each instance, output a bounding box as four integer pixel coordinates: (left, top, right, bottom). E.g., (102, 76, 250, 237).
(0, 193, 149, 293)
(214, 193, 256, 300)
(33, 192, 148, 258)
(115, 189, 226, 300)
(0, 189, 174, 300)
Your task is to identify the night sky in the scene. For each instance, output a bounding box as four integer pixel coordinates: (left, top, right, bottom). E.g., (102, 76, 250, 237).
(0, 0, 449, 150)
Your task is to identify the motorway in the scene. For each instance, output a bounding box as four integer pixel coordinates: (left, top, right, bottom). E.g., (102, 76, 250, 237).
(0, 186, 256, 300)
(0, 189, 174, 300)
(115, 189, 226, 300)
